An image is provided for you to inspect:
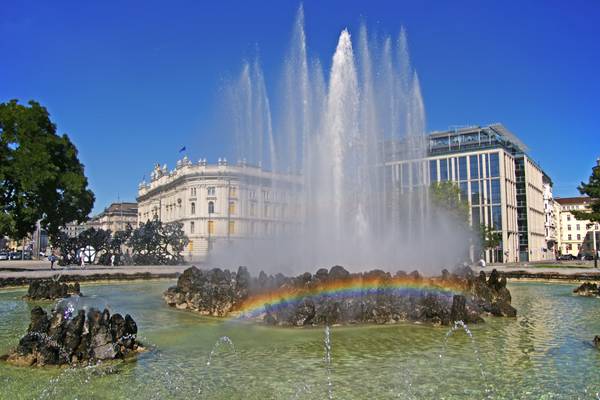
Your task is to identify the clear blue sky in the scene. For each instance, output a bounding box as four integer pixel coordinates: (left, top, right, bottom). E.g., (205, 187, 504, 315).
(1, 1, 599, 214)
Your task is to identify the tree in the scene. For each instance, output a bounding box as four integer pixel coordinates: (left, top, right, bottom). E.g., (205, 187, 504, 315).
(0, 100, 94, 241)
(429, 181, 470, 226)
(479, 224, 502, 257)
(573, 159, 600, 223)
(127, 218, 189, 265)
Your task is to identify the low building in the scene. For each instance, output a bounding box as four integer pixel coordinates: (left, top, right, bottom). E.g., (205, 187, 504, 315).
(385, 123, 554, 263)
(62, 221, 89, 238)
(137, 157, 302, 261)
(556, 197, 599, 258)
(89, 202, 138, 232)
(62, 202, 138, 238)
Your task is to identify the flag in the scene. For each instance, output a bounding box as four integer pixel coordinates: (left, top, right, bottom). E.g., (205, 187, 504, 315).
(179, 146, 186, 153)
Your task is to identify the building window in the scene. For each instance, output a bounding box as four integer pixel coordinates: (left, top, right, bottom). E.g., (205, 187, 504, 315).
(469, 155, 479, 180)
(208, 201, 215, 214)
(471, 181, 480, 205)
(230, 187, 237, 197)
(228, 221, 235, 235)
(264, 204, 269, 217)
(190, 221, 195, 234)
(490, 179, 501, 204)
(440, 159, 449, 182)
(568, 225, 571, 231)
(190, 187, 196, 197)
(567, 244, 572, 251)
(429, 160, 438, 183)
(208, 220, 215, 235)
(250, 202, 256, 217)
(568, 234, 572, 240)
(576, 224, 580, 230)
(458, 156, 468, 181)
(229, 201, 236, 215)
(489, 152, 500, 178)
(492, 206, 502, 230)
(577, 234, 581, 240)
(207, 187, 216, 196)
(191, 202, 196, 215)
(567, 214, 571, 221)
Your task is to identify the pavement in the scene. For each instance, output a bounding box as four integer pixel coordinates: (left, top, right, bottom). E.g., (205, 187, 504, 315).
(0, 259, 187, 281)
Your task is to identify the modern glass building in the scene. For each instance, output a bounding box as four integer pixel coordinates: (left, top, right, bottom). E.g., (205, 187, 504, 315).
(385, 124, 553, 263)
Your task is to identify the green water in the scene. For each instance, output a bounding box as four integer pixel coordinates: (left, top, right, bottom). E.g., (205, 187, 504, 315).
(1, 280, 600, 399)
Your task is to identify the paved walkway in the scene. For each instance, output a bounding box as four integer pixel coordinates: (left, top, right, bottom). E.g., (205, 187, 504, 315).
(0, 260, 187, 282)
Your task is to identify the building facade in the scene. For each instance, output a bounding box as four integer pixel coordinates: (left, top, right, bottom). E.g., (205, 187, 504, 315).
(88, 202, 138, 232)
(556, 197, 599, 258)
(62, 202, 138, 238)
(137, 157, 302, 261)
(385, 124, 554, 263)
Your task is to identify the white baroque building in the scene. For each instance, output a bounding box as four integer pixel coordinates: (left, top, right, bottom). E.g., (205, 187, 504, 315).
(137, 157, 302, 261)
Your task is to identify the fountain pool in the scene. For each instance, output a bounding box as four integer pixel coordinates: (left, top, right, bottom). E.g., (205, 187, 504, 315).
(2, 280, 600, 399)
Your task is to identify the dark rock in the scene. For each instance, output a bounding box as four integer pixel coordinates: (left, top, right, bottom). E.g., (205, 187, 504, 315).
(5, 306, 140, 367)
(25, 280, 81, 300)
(165, 266, 517, 327)
(594, 335, 600, 349)
(329, 265, 350, 281)
(574, 282, 600, 297)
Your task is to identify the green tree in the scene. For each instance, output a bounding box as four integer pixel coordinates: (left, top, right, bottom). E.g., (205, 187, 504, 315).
(573, 159, 600, 223)
(429, 181, 470, 226)
(128, 218, 189, 265)
(0, 100, 94, 241)
(479, 224, 502, 257)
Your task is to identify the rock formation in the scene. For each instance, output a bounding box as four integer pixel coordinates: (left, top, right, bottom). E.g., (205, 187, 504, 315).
(4, 305, 140, 366)
(574, 282, 600, 297)
(164, 265, 516, 326)
(25, 280, 81, 300)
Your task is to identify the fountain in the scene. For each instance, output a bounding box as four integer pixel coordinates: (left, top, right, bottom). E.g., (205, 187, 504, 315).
(213, 5, 471, 273)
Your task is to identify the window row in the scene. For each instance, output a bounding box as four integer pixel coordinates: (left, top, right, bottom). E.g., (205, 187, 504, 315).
(429, 152, 500, 183)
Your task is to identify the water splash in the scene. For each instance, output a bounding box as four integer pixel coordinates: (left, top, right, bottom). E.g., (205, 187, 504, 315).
(324, 325, 333, 399)
(214, 6, 471, 274)
(440, 320, 492, 398)
(206, 336, 236, 367)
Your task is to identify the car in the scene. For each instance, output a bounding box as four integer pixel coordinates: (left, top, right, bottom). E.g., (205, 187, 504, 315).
(582, 254, 596, 261)
(557, 254, 576, 261)
(10, 251, 22, 260)
(0, 251, 9, 260)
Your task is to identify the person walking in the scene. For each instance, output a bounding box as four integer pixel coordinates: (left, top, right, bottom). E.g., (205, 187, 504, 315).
(49, 254, 56, 270)
(80, 252, 85, 269)
(110, 254, 116, 267)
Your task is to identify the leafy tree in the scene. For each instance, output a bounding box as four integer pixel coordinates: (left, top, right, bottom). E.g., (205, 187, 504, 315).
(478, 224, 502, 257)
(128, 218, 189, 265)
(77, 228, 111, 255)
(429, 181, 470, 226)
(0, 100, 94, 241)
(99, 225, 133, 265)
(51, 232, 80, 266)
(573, 159, 600, 223)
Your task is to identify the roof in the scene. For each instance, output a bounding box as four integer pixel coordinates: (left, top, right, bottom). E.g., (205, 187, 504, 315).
(555, 197, 590, 205)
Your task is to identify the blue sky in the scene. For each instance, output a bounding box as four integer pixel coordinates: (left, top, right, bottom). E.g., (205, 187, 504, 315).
(1, 1, 599, 214)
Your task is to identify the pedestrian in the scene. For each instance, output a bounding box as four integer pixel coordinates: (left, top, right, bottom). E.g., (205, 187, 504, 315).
(50, 254, 56, 270)
(110, 254, 115, 267)
(80, 252, 85, 268)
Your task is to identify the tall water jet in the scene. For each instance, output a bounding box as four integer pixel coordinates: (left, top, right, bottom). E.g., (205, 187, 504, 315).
(218, 7, 470, 273)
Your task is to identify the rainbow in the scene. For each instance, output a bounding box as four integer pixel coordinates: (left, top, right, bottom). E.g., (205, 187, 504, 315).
(231, 276, 467, 320)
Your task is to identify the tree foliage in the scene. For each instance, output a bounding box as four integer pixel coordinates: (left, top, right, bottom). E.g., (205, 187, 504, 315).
(479, 224, 502, 255)
(429, 181, 470, 226)
(573, 160, 600, 223)
(0, 100, 94, 240)
(127, 218, 189, 265)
